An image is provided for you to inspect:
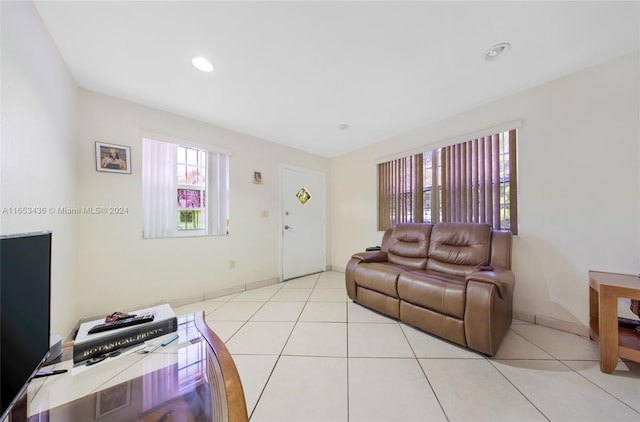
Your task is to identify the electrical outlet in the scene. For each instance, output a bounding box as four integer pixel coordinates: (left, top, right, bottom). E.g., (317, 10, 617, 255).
(229, 260, 235, 269)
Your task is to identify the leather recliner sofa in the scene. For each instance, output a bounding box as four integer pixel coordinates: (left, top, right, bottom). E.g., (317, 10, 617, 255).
(345, 222, 514, 356)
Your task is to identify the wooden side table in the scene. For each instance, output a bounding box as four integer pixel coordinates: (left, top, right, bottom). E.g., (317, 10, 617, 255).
(589, 271, 640, 373)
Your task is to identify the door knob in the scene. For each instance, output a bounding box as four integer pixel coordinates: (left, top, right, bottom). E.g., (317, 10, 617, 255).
(284, 225, 293, 230)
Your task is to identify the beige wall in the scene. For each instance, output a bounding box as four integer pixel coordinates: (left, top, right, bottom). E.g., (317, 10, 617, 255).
(1, 1, 78, 335)
(75, 90, 329, 318)
(330, 52, 640, 328)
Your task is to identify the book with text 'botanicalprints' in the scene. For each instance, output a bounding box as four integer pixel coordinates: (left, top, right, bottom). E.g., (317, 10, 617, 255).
(73, 303, 177, 363)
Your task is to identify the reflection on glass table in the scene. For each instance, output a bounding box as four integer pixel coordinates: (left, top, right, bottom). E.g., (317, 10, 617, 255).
(8, 313, 248, 422)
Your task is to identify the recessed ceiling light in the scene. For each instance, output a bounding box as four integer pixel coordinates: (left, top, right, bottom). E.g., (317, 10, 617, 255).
(484, 43, 511, 61)
(338, 124, 351, 130)
(192, 56, 214, 72)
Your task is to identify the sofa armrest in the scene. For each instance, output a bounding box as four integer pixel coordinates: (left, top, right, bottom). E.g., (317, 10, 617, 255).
(351, 251, 388, 263)
(464, 279, 513, 356)
(465, 268, 515, 299)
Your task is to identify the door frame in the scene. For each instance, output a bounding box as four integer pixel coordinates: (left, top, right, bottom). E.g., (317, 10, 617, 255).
(279, 164, 327, 281)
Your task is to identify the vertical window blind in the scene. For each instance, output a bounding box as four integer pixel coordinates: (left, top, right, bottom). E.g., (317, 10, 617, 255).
(377, 154, 423, 231)
(378, 129, 518, 234)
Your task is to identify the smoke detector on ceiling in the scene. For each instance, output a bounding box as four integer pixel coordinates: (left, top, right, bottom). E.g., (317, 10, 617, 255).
(484, 43, 511, 61)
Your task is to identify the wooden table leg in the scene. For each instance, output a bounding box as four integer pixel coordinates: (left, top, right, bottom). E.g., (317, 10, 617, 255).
(599, 287, 619, 373)
(589, 286, 599, 341)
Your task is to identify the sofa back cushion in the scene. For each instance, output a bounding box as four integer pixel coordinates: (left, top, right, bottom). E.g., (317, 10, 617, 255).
(387, 223, 433, 269)
(427, 223, 491, 276)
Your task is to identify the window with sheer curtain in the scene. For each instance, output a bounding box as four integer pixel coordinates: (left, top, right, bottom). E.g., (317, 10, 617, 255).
(142, 136, 230, 238)
(378, 129, 518, 235)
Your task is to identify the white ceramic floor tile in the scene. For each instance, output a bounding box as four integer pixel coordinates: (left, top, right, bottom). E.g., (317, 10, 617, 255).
(250, 301, 305, 322)
(511, 324, 601, 360)
(269, 288, 312, 302)
(173, 299, 224, 317)
(318, 270, 343, 279)
(316, 276, 345, 289)
(281, 275, 318, 289)
(563, 360, 640, 412)
(491, 329, 555, 360)
(348, 323, 414, 358)
(203, 319, 244, 342)
(492, 359, 640, 421)
(309, 288, 348, 302)
(401, 324, 482, 359)
(206, 301, 264, 321)
(42, 272, 640, 422)
(231, 354, 279, 417)
(250, 356, 347, 422)
(349, 358, 446, 422)
(420, 359, 546, 421)
(348, 302, 396, 323)
(299, 302, 347, 322)
(225, 321, 295, 355)
(282, 322, 347, 357)
(231, 287, 278, 301)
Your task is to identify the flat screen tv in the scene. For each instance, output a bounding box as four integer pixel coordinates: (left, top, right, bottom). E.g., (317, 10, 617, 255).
(0, 231, 52, 420)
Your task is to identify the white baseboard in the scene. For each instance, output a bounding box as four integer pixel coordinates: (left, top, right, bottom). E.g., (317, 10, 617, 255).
(203, 285, 244, 301)
(246, 277, 281, 290)
(170, 293, 207, 308)
(513, 308, 589, 337)
(513, 309, 536, 323)
(203, 277, 280, 301)
(534, 315, 589, 337)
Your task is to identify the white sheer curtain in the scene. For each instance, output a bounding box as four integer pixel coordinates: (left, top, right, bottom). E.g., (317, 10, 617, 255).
(142, 137, 177, 238)
(207, 151, 230, 235)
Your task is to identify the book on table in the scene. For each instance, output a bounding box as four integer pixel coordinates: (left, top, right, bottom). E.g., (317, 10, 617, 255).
(73, 303, 178, 363)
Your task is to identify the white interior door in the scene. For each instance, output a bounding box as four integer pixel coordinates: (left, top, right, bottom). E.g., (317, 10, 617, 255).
(281, 166, 326, 281)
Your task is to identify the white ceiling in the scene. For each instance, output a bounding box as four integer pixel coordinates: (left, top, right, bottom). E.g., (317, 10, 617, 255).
(34, 1, 639, 158)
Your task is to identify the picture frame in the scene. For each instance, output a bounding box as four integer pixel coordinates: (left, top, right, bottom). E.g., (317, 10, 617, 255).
(96, 381, 131, 418)
(96, 141, 131, 174)
(253, 171, 262, 184)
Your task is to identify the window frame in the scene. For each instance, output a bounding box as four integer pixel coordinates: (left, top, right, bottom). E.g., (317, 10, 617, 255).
(141, 134, 231, 238)
(378, 128, 518, 235)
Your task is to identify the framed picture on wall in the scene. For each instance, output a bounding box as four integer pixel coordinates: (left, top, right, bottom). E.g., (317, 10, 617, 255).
(253, 171, 262, 184)
(96, 141, 131, 174)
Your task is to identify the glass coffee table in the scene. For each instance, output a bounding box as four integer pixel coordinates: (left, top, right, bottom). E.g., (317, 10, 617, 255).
(9, 312, 248, 421)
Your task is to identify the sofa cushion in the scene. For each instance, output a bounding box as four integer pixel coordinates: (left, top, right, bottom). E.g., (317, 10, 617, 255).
(387, 223, 433, 269)
(400, 301, 466, 346)
(356, 287, 400, 319)
(354, 262, 409, 298)
(397, 270, 466, 319)
(427, 223, 491, 276)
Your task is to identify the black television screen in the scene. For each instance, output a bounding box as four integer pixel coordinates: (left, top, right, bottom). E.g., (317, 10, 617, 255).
(0, 231, 52, 420)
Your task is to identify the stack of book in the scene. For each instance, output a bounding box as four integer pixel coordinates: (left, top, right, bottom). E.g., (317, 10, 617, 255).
(73, 303, 178, 364)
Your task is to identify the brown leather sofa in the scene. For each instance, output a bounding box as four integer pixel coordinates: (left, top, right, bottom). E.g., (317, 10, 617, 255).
(345, 222, 514, 356)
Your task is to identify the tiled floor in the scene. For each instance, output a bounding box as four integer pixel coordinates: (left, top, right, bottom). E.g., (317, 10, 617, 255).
(175, 271, 640, 421)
